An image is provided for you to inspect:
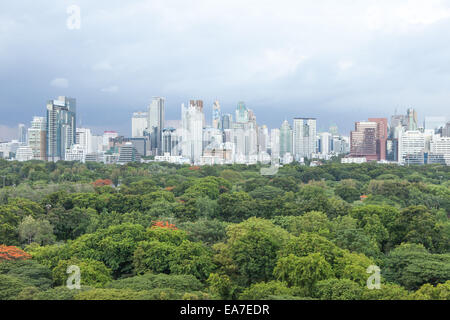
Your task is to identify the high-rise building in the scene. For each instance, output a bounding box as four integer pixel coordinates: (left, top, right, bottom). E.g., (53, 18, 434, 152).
(270, 128, 280, 158)
(258, 125, 269, 153)
(280, 120, 293, 157)
(398, 130, 427, 164)
(407, 108, 418, 131)
(212, 101, 221, 130)
(368, 118, 388, 160)
(132, 111, 148, 138)
(76, 128, 92, 154)
(46, 96, 76, 162)
(27, 116, 47, 160)
(221, 114, 233, 130)
(443, 122, 450, 137)
(350, 121, 377, 161)
(236, 102, 248, 123)
(148, 97, 165, 155)
(319, 132, 332, 155)
(18, 124, 27, 144)
(181, 103, 203, 163)
(293, 118, 317, 160)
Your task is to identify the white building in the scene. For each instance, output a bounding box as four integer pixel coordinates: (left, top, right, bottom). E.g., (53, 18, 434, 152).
(430, 137, 450, 165)
(270, 128, 280, 159)
(132, 111, 148, 138)
(65, 144, 86, 162)
(181, 103, 203, 164)
(27, 117, 47, 160)
(341, 157, 367, 164)
(15, 146, 33, 162)
(293, 118, 317, 160)
(76, 128, 92, 154)
(398, 130, 428, 164)
(102, 131, 118, 151)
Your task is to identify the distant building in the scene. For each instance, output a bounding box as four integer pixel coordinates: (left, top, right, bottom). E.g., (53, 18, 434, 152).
(293, 118, 317, 160)
(65, 144, 86, 162)
(132, 111, 148, 138)
(212, 101, 221, 130)
(350, 121, 377, 161)
(18, 124, 27, 144)
(148, 97, 165, 155)
(280, 120, 293, 157)
(15, 146, 33, 162)
(46, 96, 77, 161)
(118, 142, 141, 164)
(27, 116, 47, 160)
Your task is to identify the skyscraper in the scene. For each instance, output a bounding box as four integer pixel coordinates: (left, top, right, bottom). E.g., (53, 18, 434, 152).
(76, 128, 92, 154)
(236, 102, 248, 123)
(280, 120, 293, 157)
(221, 114, 233, 130)
(148, 97, 165, 155)
(27, 117, 47, 160)
(212, 100, 222, 130)
(46, 96, 76, 162)
(18, 124, 27, 144)
(368, 118, 388, 160)
(181, 103, 203, 163)
(350, 121, 377, 161)
(293, 118, 316, 160)
(132, 111, 148, 138)
(407, 108, 418, 131)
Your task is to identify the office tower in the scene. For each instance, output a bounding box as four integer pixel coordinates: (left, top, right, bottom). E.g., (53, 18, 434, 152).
(331, 135, 350, 155)
(407, 108, 418, 131)
(443, 122, 450, 137)
(236, 101, 248, 123)
(181, 103, 203, 163)
(212, 101, 222, 130)
(118, 142, 141, 164)
(293, 118, 317, 160)
(398, 130, 427, 164)
(368, 118, 388, 160)
(148, 97, 165, 155)
(319, 132, 332, 155)
(132, 111, 148, 137)
(76, 128, 92, 154)
(429, 137, 450, 165)
(424, 116, 447, 132)
(46, 96, 76, 162)
(270, 128, 280, 158)
(102, 131, 118, 151)
(280, 120, 293, 157)
(18, 124, 27, 144)
(162, 127, 180, 155)
(221, 114, 233, 130)
(258, 125, 269, 153)
(27, 116, 47, 160)
(350, 121, 377, 160)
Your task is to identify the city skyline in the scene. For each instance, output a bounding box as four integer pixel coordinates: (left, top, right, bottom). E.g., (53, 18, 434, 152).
(2, 1, 450, 138)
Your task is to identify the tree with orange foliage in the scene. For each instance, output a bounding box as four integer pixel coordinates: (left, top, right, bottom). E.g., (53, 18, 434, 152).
(93, 179, 114, 187)
(151, 221, 178, 230)
(0, 245, 31, 261)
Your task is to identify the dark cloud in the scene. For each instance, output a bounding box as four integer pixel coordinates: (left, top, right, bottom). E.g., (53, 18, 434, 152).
(0, 0, 449, 136)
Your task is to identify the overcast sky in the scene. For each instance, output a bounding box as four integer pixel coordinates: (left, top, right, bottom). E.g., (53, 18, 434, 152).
(1, 0, 450, 139)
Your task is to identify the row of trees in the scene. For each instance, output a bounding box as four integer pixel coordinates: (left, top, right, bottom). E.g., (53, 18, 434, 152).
(0, 160, 448, 300)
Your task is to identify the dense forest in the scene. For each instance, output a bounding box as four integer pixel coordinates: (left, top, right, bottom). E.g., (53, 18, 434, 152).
(0, 158, 449, 300)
